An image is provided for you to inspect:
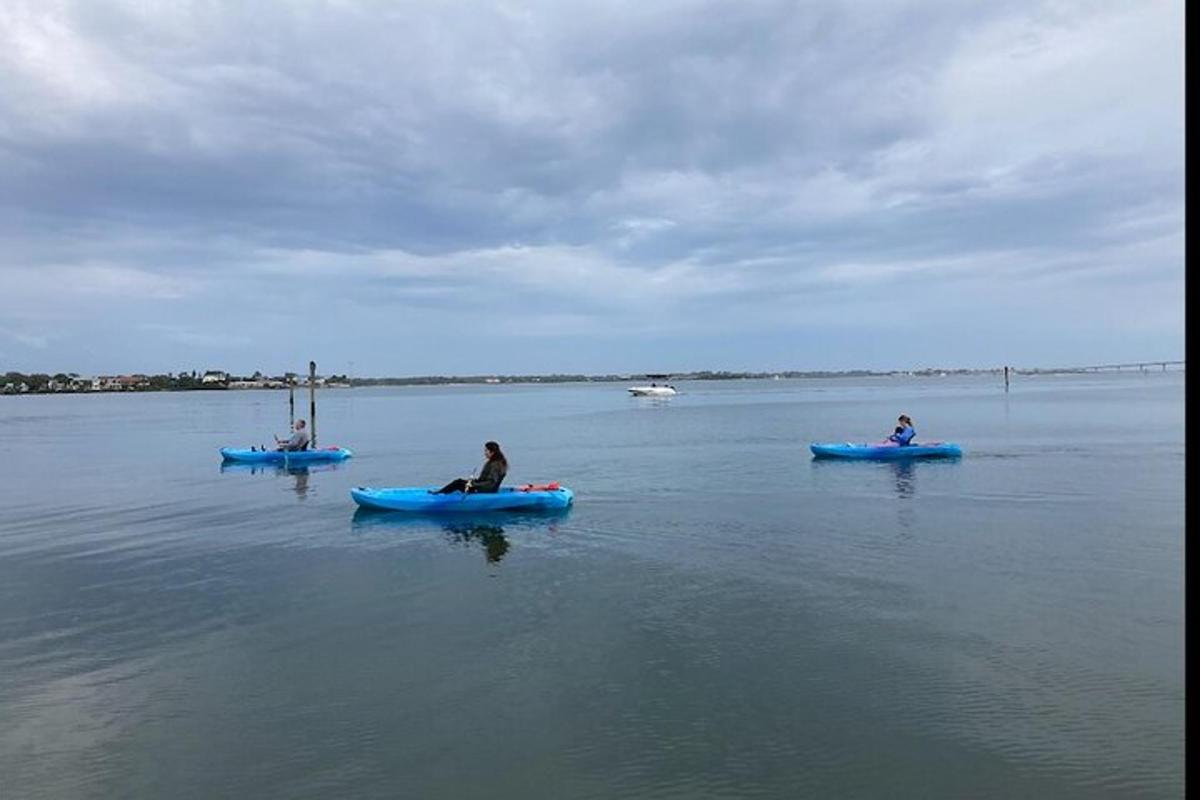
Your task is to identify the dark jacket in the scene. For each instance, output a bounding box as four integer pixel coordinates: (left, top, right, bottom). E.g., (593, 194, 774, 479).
(470, 457, 507, 493)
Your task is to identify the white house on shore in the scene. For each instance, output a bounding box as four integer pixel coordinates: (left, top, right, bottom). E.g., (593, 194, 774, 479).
(88, 375, 150, 391)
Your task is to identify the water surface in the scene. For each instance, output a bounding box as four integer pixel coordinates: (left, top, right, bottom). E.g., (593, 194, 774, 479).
(0, 372, 1184, 798)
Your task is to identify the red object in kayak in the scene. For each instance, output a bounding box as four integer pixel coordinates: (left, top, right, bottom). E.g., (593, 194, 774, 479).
(519, 482, 561, 492)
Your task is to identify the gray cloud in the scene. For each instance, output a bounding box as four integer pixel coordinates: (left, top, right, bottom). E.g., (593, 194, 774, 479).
(0, 0, 1184, 374)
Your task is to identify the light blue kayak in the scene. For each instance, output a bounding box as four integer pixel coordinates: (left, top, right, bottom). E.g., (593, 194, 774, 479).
(351, 485, 574, 512)
(220, 447, 353, 464)
(810, 441, 962, 459)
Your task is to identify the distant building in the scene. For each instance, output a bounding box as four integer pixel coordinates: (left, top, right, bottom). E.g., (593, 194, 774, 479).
(201, 370, 228, 384)
(88, 375, 150, 391)
(228, 378, 287, 389)
(116, 375, 150, 390)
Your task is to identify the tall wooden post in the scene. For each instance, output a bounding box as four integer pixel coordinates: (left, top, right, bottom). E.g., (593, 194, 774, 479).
(289, 378, 295, 427)
(1004, 365, 1009, 392)
(309, 361, 317, 448)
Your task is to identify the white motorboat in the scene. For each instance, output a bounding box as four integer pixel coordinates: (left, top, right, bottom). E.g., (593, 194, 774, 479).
(627, 385, 677, 397)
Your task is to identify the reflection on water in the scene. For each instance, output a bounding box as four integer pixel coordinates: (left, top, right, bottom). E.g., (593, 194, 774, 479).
(809, 456, 944, 501)
(218, 462, 342, 476)
(633, 397, 674, 408)
(891, 460, 915, 499)
(447, 523, 509, 562)
(809, 458, 923, 535)
(351, 507, 571, 564)
(219, 461, 342, 499)
(890, 461, 917, 535)
(292, 469, 308, 498)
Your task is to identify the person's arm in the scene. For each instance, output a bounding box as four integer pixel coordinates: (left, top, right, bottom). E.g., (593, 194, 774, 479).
(898, 426, 915, 445)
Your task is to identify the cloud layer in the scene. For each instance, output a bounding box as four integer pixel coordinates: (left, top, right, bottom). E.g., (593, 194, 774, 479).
(0, 0, 1185, 374)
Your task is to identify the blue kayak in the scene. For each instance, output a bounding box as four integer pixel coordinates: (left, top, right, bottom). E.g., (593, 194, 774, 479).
(810, 441, 962, 459)
(220, 447, 353, 464)
(351, 485, 574, 512)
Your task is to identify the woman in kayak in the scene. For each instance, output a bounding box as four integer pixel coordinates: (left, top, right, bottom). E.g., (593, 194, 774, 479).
(888, 414, 915, 446)
(431, 441, 509, 494)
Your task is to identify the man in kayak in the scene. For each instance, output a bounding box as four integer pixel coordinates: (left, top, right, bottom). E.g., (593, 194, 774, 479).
(888, 415, 915, 446)
(431, 441, 508, 494)
(275, 419, 310, 451)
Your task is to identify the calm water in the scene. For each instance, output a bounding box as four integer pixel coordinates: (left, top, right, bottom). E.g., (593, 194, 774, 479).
(0, 373, 1184, 799)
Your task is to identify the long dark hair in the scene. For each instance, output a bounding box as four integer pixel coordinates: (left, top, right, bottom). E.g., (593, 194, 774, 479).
(484, 441, 507, 467)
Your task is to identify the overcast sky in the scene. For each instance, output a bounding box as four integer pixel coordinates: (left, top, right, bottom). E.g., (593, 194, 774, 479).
(0, 0, 1185, 376)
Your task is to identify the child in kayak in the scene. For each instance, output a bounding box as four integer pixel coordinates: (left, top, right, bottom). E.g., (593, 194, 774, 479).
(888, 415, 915, 446)
(431, 441, 508, 494)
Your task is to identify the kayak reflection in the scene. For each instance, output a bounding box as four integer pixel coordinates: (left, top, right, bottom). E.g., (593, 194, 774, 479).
(350, 507, 571, 564)
(810, 457, 920, 500)
(219, 461, 341, 499)
(219, 461, 342, 476)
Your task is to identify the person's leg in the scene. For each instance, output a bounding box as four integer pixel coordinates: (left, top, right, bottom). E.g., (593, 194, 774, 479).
(432, 478, 468, 494)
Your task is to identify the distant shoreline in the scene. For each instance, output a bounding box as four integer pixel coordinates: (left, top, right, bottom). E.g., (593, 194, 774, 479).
(2, 364, 1183, 396)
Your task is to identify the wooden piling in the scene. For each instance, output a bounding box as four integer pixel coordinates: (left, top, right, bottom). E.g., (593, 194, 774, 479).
(312, 359, 321, 448)
(309, 360, 317, 448)
(1004, 365, 1009, 392)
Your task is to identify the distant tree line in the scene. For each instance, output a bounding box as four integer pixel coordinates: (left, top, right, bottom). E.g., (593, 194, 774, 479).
(345, 368, 998, 386)
(2, 370, 297, 394)
(6, 366, 1016, 395)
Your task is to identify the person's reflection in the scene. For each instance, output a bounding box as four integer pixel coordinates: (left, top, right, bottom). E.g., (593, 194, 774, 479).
(888, 461, 916, 536)
(445, 523, 510, 564)
(288, 466, 310, 499)
(890, 460, 915, 499)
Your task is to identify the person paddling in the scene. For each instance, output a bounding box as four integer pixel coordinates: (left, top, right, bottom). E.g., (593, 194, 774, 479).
(431, 441, 508, 494)
(888, 414, 915, 446)
(275, 419, 310, 451)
